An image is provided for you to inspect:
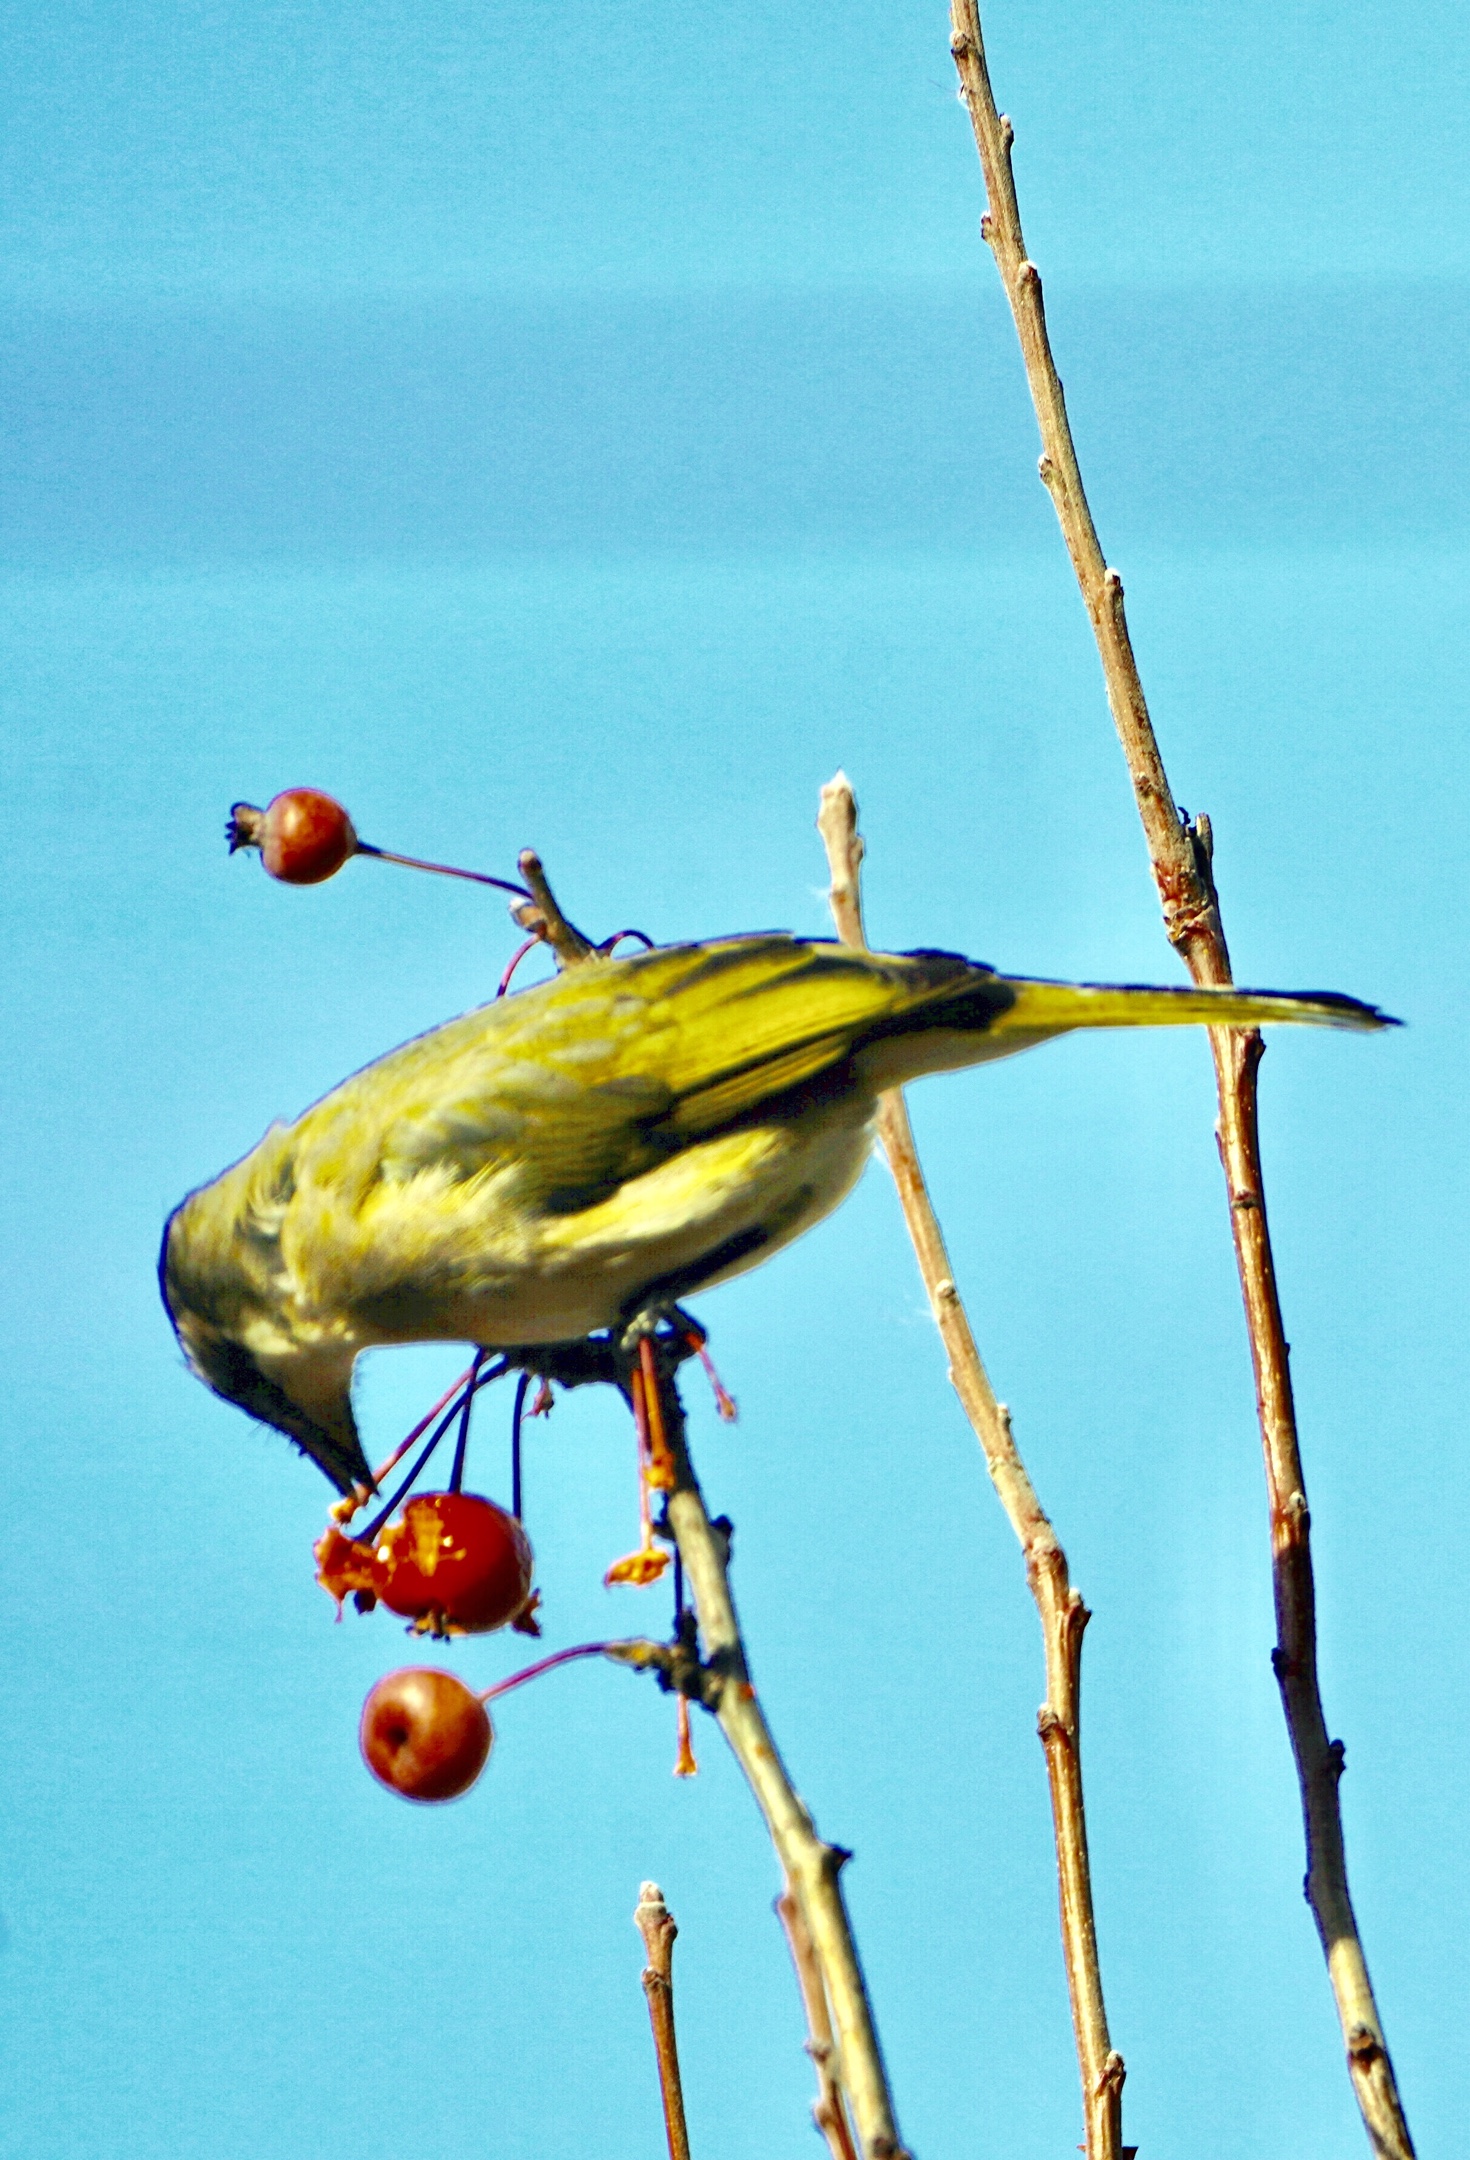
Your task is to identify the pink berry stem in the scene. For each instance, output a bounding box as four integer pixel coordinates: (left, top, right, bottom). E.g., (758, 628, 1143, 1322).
(354, 842, 531, 899)
(477, 1642, 612, 1703)
(368, 1359, 483, 1491)
(496, 937, 542, 997)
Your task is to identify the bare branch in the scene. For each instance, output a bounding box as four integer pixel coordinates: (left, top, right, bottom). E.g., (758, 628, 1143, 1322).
(510, 848, 598, 967)
(775, 1880, 862, 2160)
(947, 9, 1414, 2155)
(650, 1348, 912, 2160)
(635, 1882, 692, 2160)
(818, 774, 1125, 2160)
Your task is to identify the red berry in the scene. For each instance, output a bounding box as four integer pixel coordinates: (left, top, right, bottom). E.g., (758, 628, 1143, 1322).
(248, 788, 357, 883)
(372, 1492, 534, 1635)
(360, 1667, 492, 1802)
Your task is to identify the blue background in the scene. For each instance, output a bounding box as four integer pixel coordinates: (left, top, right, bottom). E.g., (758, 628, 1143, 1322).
(2, 5, 1465, 2156)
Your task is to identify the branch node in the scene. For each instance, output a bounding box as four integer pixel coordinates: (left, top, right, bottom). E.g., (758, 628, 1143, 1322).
(1096, 2050, 1127, 2099)
(1328, 1738, 1347, 1781)
(1189, 808, 1215, 865)
(1281, 1490, 1311, 1538)
(1347, 2023, 1385, 2066)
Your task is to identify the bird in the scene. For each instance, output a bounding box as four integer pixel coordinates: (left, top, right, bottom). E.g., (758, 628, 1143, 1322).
(160, 933, 1394, 1494)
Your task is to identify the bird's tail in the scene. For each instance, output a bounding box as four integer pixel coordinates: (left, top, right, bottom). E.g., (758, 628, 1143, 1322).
(857, 962, 1396, 1091)
(987, 976, 1397, 1037)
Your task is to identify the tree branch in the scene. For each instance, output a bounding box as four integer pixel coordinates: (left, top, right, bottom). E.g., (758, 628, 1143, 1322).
(509, 848, 598, 967)
(647, 1343, 911, 2160)
(775, 1880, 862, 2160)
(818, 774, 1125, 2160)
(635, 1882, 693, 2160)
(947, 10, 1414, 2155)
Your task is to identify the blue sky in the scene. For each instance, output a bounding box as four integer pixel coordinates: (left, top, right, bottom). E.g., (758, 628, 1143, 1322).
(2, 6, 1467, 2158)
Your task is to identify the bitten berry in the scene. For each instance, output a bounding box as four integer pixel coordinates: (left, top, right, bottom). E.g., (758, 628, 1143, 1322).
(372, 1492, 535, 1636)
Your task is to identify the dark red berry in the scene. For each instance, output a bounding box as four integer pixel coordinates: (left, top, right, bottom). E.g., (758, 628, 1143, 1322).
(371, 1492, 534, 1635)
(360, 1667, 491, 1802)
(229, 788, 357, 884)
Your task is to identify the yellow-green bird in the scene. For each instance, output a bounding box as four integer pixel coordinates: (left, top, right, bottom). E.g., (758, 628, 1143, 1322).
(160, 934, 1393, 1493)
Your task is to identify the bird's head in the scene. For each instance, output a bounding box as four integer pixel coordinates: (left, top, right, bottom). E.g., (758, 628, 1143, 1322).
(159, 1130, 372, 1497)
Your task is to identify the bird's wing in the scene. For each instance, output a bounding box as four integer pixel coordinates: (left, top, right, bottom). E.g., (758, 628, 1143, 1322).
(292, 937, 997, 1213)
(630, 937, 1000, 1134)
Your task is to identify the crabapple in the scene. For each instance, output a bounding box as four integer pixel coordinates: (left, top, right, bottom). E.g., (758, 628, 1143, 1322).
(359, 1667, 492, 1802)
(372, 1492, 534, 1634)
(229, 788, 357, 883)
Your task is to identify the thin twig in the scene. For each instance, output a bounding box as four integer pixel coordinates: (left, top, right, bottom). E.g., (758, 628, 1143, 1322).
(947, 10, 1414, 2156)
(635, 1882, 693, 2160)
(509, 847, 598, 967)
(818, 776, 1124, 2160)
(775, 1879, 862, 2160)
(650, 1349, 911, 2160)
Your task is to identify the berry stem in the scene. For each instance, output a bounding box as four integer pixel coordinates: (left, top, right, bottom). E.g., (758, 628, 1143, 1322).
(497, 937, 543, 997)
(361, 1358, 508, 1542)
(354, 841, 532, 899)
(370, 1360, 482, 1493)
(448, 1349, 486, 1493)
(511, 1371, 530, 1519)
(478, 1641, 612, 1703)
